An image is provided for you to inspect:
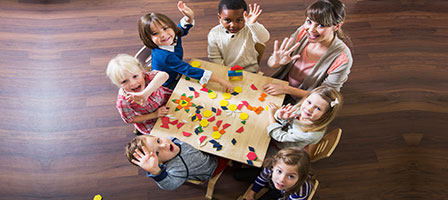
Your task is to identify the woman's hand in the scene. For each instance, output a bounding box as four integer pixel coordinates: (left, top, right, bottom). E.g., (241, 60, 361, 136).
(268, 37, 302, 68)
(263, 83, 289, 96)
(177, 1, 194, 24)
(244, 3, 262, 25)
(131, 146, 161, 175)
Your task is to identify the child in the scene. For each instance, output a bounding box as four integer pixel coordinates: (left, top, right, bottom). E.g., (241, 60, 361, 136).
(138, 1, 233, 92)
(246, 147, 315, 200)
(208, 0, 270, 73)
(125, 135, 228, 191)
(106, 54, 172, 135)
(266, 86, 343, 154)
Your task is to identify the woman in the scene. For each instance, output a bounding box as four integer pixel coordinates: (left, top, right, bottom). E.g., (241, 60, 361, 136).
(263, 0, 353, 105)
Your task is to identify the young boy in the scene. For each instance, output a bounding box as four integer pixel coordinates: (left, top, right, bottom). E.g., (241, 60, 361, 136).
(125, 135, 221, 190)
(106, 54, 172, 134)
(207, 0, 270, 73)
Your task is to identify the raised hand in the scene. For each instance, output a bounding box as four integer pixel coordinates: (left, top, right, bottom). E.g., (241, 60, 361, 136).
(125, 91, 148, 104)
(131, 146, 161, 175)
(277, 104, 297, 120)
(243, 3, 262, 25)
(269, 37, 302, 68)
(177, 1, 194, 23)
(267, 102, 279, 117)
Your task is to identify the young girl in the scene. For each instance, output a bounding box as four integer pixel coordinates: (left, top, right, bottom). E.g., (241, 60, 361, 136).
(266, 86, 343, 154)
(263, 0, 352, 105)
(107, 54, 172, 135)
(246, 147, 315, 200)
(138, 1, 233, 92)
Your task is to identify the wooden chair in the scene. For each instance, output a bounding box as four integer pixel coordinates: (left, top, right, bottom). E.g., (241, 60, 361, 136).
(186, 160, 231, 200)
(255, 42, 265, 65)
(307, 128, 342, 162)
(134, 45, 152, 71)
(238, 179, 319, 200)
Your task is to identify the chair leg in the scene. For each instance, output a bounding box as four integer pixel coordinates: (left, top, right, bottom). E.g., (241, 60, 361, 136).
(205, 170, 225, 200)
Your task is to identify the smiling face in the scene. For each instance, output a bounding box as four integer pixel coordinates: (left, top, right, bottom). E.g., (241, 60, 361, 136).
(119, 69, 146, 93)
(272, 160, 300, 191)
(218, 8, 245, 34)
(303, 17, 340, 45)
(299, 93, 329, 122)
(149, 21, 175, 46)
(143, 136, 180, 163)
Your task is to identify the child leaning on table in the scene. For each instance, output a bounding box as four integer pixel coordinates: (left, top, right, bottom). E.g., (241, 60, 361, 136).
(106, 54, 172, 135)
(246, 147, 316, 200)
(125, 135, 228, 190)
(138, 1, 233, 92)
(266, 86, 343, 154)
(208, 0, 270, 73)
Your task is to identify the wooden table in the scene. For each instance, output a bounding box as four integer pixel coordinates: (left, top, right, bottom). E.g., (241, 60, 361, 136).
(151, 59, 287, 167)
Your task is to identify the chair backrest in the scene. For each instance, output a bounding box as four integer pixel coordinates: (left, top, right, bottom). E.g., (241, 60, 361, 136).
(134, 46, 152, 71)
(308, 128, 342, 162)
(307, 179, 319, 200)
(255, 42, 265, 65)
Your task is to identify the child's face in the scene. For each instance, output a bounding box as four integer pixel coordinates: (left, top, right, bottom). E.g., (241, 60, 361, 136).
(119, 69, 146, 93)
(272, 160, 300, 191)
(218, 9, 245, 34)
(299, 93, 329, 121)
(150, 21, 175, 46)
(143, 136, 180, 163)
(303, 17, 340, 44)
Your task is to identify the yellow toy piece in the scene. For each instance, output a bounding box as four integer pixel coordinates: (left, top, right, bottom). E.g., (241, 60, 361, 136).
(203, 110, 213, 118)
(219, 100, 229, 107)
(93, 195, 102, 200)
(234, 86, 243, 93)
(191, 60, 201, 68)
(228, 104, 237, 111)
(222, 92, 232, 100)
(212, 131, 221, 139)
(239, 113, 249, 120)
(199, 119, 209, 127)
(208, 92, 217, 99)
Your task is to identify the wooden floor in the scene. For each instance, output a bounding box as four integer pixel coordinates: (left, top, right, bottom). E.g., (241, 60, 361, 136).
(0, 0, 447, 199)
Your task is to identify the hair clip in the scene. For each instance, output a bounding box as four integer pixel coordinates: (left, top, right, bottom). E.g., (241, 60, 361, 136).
(330, 98, 339, 107)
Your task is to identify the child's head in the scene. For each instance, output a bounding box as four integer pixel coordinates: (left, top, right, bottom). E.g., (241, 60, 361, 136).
(217, 0, 247, 34)
(138, 13, 182, 49)
(304, 0, 351, 46)
(296, 86, 343, 131)
(106, 54, 146, 93)
(264, 147, 312, 195)
(125, 135, 180, 166)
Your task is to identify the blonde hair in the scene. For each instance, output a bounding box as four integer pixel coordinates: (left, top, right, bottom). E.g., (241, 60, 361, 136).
(106, 54, 144, 86)
(297, 86, 343, 132)
(263, 147, 315, 198)
(124, 135, 152, 166)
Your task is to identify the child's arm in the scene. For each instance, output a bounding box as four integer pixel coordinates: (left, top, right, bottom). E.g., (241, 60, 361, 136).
(177, 1, 194, 24)
(132, 106, 169, 123)
(244, 3, 270, 43)
(164, 54, 233, 92)
(125, 71, 169, 104)
(132, 146, 162, 175)
(248, 168, 271, 199)
(209, 73, 234, 93)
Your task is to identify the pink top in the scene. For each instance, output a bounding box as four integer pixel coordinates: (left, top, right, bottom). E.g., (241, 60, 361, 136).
(288, 46, 318, 88)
